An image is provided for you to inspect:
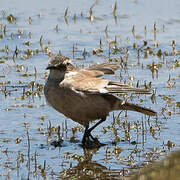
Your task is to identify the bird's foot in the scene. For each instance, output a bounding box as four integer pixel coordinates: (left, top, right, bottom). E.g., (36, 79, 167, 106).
(82, 130, 105, 149)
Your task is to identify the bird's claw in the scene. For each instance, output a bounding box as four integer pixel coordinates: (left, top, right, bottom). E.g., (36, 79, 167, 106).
(82, 131, 105, 149)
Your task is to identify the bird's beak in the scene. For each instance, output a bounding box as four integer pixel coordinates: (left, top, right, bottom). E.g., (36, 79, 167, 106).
(46, 65, 55, 70)
(46, 66, 50, 70)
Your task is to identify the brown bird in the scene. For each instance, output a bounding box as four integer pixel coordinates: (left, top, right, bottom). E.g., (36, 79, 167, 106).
(44, 54, 157, 147)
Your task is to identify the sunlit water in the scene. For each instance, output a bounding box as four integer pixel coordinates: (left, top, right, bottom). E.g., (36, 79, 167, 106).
(0, 0, 180, 179)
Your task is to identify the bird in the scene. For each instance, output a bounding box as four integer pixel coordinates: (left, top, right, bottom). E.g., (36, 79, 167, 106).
(44, 53, 157, 148)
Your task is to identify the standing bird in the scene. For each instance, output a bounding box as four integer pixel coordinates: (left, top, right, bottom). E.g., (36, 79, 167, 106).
(44, 54, 157, 147)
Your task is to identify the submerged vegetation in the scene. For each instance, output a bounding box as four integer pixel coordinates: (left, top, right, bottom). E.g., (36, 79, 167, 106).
(0, 0, 180, 179)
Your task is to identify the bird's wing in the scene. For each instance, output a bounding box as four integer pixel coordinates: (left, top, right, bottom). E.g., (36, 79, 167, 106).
(74, 63, 119, 78)
(60, 71, 109, 93)
(86, 63, 119, 75)
(105, 81, 151, 94)
(60, 71, 150, 94)
(78, 69, 105, 77)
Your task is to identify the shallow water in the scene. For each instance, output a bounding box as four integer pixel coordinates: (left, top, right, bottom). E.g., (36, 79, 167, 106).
(0, 0, 180, 179)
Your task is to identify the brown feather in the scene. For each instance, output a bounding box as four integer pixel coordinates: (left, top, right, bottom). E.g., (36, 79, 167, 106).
(87, 63, 119, 75)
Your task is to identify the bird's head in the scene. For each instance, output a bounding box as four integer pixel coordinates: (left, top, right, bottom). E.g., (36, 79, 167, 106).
(46, 54, 75, 72)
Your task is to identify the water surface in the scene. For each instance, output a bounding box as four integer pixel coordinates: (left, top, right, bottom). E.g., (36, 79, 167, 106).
(0, 0, 180, 179)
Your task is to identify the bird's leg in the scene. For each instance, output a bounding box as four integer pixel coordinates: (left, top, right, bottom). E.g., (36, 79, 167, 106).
(82, 117, 106, 147)
(87, 117, 106, 134)
(82, 127, 90, 146)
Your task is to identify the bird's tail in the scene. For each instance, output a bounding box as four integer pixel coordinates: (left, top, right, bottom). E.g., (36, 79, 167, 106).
(118, 101, 157, 116)
(102, 94, 157, 116)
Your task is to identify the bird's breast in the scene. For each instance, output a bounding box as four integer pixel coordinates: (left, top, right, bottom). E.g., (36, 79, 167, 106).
(44, 81, 111, 126)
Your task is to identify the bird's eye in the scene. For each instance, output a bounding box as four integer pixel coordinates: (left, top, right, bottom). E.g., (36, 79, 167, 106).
(66, 62, 71, 65)
(56, 64, 66, 68)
